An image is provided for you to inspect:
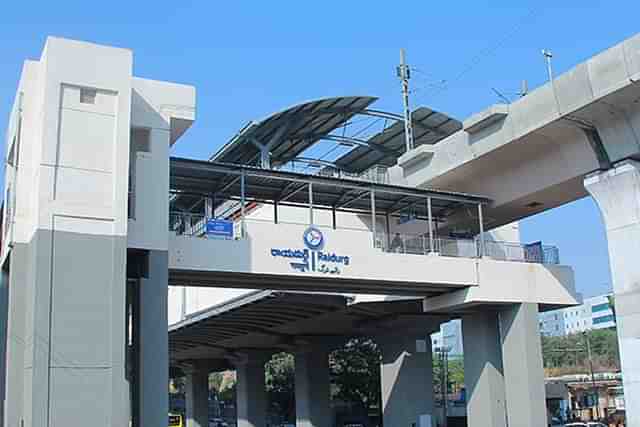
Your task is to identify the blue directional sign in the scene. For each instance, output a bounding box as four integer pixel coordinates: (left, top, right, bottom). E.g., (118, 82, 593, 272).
(206, 219, 234, 238)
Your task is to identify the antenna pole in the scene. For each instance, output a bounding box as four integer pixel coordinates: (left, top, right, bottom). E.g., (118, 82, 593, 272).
(520, 79, 529, 97)
(397, 48, 415, 152)
(542, 49, 554, 82)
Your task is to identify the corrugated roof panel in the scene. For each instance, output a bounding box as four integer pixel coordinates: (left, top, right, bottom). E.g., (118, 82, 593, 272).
(211, 96, 378, 166)
(333, 106, 462, 173)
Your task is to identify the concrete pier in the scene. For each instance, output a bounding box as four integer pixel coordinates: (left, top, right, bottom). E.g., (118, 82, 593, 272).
(379, 335, 434, 427)
(295, 347, 331, 427)
(236, 354, 269, 427)
(185, 366, 210, 427)
(586, 160, 640, 427)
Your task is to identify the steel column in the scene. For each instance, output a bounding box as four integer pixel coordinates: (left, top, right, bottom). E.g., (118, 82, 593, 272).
(332, 206, 337, 230)
(240, 171, 246, 237)
(427, 197, 434, 252)
(385, 213, 391, 250)
(308, 182, 314, 225)
(478, 203, 485, 257)
(371, 189, 377, 247)
(274, 201, 279, 224)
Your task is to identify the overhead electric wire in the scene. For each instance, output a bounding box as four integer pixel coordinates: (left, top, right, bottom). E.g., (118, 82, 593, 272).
(410, 4, 544, 106)
(290, 5, 545, 175)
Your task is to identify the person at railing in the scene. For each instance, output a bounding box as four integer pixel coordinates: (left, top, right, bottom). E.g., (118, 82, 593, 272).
(389, 232, 404, 253)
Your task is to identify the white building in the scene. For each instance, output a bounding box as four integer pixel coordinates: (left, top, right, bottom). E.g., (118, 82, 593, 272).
(431, 320, 463, 356)
(539, 294, 616, 337)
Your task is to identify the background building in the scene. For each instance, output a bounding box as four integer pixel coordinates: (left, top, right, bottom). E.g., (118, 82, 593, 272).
(539, 294, 616, 337)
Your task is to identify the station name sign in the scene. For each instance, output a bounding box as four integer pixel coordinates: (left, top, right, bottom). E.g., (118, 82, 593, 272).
(270, 227, 351, 274)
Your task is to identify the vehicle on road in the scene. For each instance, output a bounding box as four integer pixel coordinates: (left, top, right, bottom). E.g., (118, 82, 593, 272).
(169, 413, 183, 427)
(563, 422, 608, 427)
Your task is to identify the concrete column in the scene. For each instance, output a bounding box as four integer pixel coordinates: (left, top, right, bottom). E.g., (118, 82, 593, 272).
(461, 312, 507, 427)
(295, 347, 331, 427)
(0, 267, 7, 425)
(138, 250, 169, 427)
(236, 355, 268, 427)
(463, 305, 546, 427)
(499, 303, 546, 427)
(585, 160, 640, 427)
(3, 245, 27, 427)
(185, 367, 210, 427)
(379, 335, 434, 427)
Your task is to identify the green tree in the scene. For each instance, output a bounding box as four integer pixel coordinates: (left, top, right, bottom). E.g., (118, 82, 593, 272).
(541, 328, 620, 374)
(210, 371, 236, 403)
(433, 353, 464, 397)
(329, 338, 382, 413)
(265, 352, 296, 422)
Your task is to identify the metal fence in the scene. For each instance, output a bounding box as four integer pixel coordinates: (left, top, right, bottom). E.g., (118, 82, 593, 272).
(315, 164, 390, 184)
(169, 212, 206, 237)
(377, 232, 560, 264)
(168, 214, 560, 265)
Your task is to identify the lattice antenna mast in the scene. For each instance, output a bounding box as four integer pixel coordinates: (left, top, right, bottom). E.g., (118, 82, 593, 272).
(397, 48, 415, 152)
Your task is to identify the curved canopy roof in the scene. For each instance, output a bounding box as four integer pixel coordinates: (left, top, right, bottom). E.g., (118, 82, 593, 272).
(332, 106, 462, 173)
(211, 96, 378, 166)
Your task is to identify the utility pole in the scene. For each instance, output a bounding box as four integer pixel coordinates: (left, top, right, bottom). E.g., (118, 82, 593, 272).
(519, 79, 529, 97)
(442, 349, 448, 427)
(542, 49, 554, 82)
(436, 346, 449, 427)
(397, 48, 415, 152)
(584, 332, 600, 420)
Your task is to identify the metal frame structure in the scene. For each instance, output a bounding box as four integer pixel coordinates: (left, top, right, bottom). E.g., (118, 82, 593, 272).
(209, 97, 463, 175)
(169, 157, 491, 254)
(210, 96, 378, 168)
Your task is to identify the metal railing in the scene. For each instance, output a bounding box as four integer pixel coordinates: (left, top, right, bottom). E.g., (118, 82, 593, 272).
(169, 212, 207, 237)
(484, 240, 560, 264)
(315, 164, 390, 184)
(376, 232, 560, 264)
(168, 214, 560, 265)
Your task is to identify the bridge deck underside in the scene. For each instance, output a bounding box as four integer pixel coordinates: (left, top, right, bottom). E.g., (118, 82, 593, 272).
(168, 269, 470, 296)
(169, 290, 447, 363)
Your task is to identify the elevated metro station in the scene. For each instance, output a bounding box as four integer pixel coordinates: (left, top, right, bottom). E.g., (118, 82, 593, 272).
(0, 33, 637, 427)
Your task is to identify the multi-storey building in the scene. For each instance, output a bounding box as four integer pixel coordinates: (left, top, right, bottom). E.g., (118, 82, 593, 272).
(539, 294, 616, 337)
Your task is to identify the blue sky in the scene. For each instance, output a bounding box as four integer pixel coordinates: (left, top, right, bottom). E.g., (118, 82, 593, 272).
(1, 1, 637, 297)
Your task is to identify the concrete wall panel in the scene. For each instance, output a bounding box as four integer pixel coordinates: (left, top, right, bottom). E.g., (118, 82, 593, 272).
(169, 221, 479, 287)
(623, 33, 640, 79)
(553, 62, 594, 114)
(509, 84, 560, 140)
(50, 218, 115, 367)
(53, 167, 114, 207)
(56, 106, 116, 173)
(49, 368, 111, 425)
(588, 44, 631, 98)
